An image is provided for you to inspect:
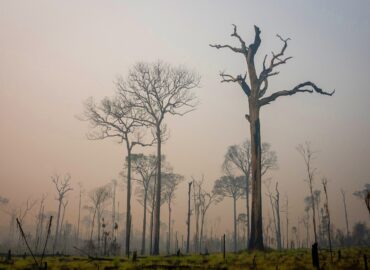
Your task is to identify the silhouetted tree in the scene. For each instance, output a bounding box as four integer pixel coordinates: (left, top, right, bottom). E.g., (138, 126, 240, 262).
(353, 184, 370, 217)
(116, 61, 200, 254)
(132, 154, 157, 255)
(297, 143, 319, 244)
(213, 175, 245, 252)
(211, 24, 333, 249)
(163, 171, 184, 254)
(223, 140, 277, 246)
(82, 94, 152, 257)
(340, 189, 350, 239)
(51, 173, 72, 253)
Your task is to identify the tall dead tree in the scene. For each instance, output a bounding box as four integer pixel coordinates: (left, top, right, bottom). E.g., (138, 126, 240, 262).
(297, 143, 319, 244)
(52, 173, 72, 253)
(322, 178, 333, 262)
(211, 25, 333, 249)
(116, 61, 200, 255)
(340, 189, 350, 238)
(82, 94, 152, 257)
(265, 180, 282, 250)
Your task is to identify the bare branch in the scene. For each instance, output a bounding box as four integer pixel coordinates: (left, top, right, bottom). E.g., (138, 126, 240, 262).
(220, 72, 251, 96)
(259, 81, 335, 106)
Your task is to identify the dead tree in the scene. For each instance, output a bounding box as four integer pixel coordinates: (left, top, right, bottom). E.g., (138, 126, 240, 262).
(116, 61, 200, 255)
(265, 180, 282, 250)
(340, 189, 350, 239)
(322, 178, 333, 262)
(213, 175, 245, 252)
(210, 25, 333, 250)
(191, 177, 203, 253)
(223, 140, 277, 247)
(51, 173, 72, 253)
(59, 200, 68, 245)
(89, 185, 110, 254)
(82, 94, 152, 257)
(76, 182, 83, 246)
(186, 181, 192, 254)
(132, 154, 157, 255)
(199, 182, 220, 252)
(34, 194, 47, 253)
(163, 171, 184, 254)
(353, 184, 370, 217)
(297, 143, 319, 244)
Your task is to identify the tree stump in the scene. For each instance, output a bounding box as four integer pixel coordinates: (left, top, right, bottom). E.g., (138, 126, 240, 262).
(311, 243, 320, 269)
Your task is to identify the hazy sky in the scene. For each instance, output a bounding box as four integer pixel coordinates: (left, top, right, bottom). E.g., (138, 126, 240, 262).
(1, 0, 370, 240)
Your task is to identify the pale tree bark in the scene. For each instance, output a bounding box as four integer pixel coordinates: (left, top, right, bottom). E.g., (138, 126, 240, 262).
(211, 25, 333, 250)
(116, 61, 200, 255)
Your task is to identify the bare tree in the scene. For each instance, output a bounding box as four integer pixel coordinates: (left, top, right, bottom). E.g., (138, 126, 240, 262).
(82, 94, 152, 257)
(297, 143, 319, 244)
(89, 185, 111, 254)
(51, 173, 72, 253)
(163, 171, 184, 254)
(213, 175, 245, 252)
(353, 183, 370, 217)
(210, 25, 333, 249)
(132, 153, 157, 255)
(116, 61, 200, 254)
(223, 140, 277, 246)
(322, 177, 333, 262)
(199, 182, 220, 252)
(186, 181, 192, 254)
(265, 180, 282, 250)
(59, 200, 69, 245)
(340, 189, 350, 238)
(76, 182, 83, 246)
(34, 194, 47, 252)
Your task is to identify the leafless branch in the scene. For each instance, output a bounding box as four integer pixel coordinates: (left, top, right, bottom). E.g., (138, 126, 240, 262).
(259, 81, 335, 106)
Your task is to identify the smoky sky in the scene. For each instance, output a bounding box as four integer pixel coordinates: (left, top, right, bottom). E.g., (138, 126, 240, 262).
(0, 0, 369, 238)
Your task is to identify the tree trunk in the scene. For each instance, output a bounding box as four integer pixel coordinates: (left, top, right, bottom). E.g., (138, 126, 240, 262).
(245, 173, 250, 247)
(168, 199, 171, 254)
(186, 182, 192, 253)
(149, 175, 157, 255)
(153, 128, 162, 255)
(310, 184, 318, 243)
(53, 199, 62, 253)
(200, 214, 205, 253)
(76, 188, 82, 245)
(248, 105, 264, 250)
(125, 146, 132, 257)
(341, 190, 350, 239)
(141, 190, 147, 255)
(233, 197, 237, 252)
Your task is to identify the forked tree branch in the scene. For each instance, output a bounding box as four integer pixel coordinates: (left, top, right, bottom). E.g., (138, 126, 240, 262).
(220, 72, 251, 96)
(259, 81, 335, 106)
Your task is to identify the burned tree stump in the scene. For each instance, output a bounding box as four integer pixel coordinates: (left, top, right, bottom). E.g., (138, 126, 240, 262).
(364, 254, 368, 270)
(311, 243, 320, 269)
